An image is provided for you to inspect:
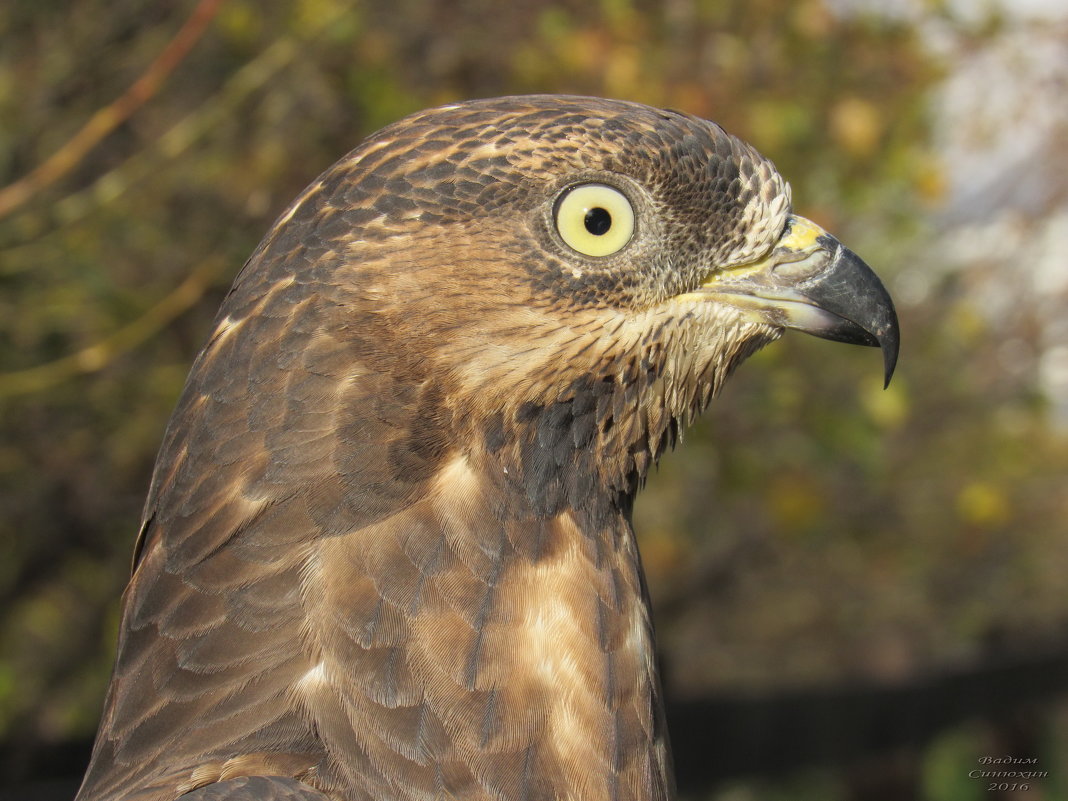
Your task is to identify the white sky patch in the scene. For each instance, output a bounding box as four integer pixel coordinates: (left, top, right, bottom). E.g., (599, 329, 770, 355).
(828, 0, 1068, 23)
(834, 0, 1068, 424)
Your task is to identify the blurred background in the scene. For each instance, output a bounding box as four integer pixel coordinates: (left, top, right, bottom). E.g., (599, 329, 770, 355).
(2, 0, 1066, 798)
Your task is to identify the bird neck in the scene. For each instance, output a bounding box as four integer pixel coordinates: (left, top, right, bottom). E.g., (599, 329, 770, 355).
(292, 377, 678, 801)
(425, 384, 683, 801)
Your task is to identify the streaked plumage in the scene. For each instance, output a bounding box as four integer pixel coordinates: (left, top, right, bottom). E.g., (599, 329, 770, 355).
(77, 96, 897, 801)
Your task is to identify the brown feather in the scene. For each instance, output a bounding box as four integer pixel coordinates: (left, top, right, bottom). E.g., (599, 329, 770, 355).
(76, 96, 800, 801)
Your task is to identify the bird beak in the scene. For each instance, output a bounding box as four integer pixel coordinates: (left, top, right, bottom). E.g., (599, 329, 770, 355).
(696, 214, 900, 387)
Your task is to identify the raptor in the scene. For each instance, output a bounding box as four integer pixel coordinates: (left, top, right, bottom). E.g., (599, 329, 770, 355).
(77, 95, 898, 801)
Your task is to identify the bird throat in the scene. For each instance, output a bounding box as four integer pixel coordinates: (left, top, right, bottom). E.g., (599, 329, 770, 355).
(295, 373, 683, 800)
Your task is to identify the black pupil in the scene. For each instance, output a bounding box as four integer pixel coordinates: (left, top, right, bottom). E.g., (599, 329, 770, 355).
(584, 207, 612, 236)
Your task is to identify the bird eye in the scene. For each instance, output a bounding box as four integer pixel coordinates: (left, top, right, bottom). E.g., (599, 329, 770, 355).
(554, 184, 634, 257)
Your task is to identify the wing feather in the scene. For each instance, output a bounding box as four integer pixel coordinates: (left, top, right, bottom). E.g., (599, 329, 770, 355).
(177, 776, 330, 800)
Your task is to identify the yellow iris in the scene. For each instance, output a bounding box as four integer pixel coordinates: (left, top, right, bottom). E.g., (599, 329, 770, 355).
(554, 184, 634, 257)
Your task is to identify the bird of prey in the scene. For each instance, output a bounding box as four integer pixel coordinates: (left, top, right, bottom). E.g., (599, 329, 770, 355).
(76, 95, 897, 801)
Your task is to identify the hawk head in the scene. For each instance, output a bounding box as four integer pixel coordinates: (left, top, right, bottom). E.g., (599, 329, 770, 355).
(231, 95, 897, 497)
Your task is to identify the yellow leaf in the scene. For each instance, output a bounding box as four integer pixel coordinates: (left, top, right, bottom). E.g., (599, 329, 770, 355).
(956, 481, 1010, 527)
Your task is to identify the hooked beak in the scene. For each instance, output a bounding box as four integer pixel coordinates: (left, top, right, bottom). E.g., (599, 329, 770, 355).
(697, 215, 899, 387)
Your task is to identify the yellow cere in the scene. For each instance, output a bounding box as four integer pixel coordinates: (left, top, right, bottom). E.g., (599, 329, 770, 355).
(779, 215, 826, 252)
(697, 214, 828, 288)
(555, 183, 635, 257)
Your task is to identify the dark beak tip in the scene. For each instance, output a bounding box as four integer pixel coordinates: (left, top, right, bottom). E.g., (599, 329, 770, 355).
(878, 317, 900, 390)
(819, 242, 900, 390)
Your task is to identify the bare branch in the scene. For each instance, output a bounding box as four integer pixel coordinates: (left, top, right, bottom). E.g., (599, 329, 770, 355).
(1, 35, 302, 266)
(0, 0, 226, 220)
(0, 257, 224, 398)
